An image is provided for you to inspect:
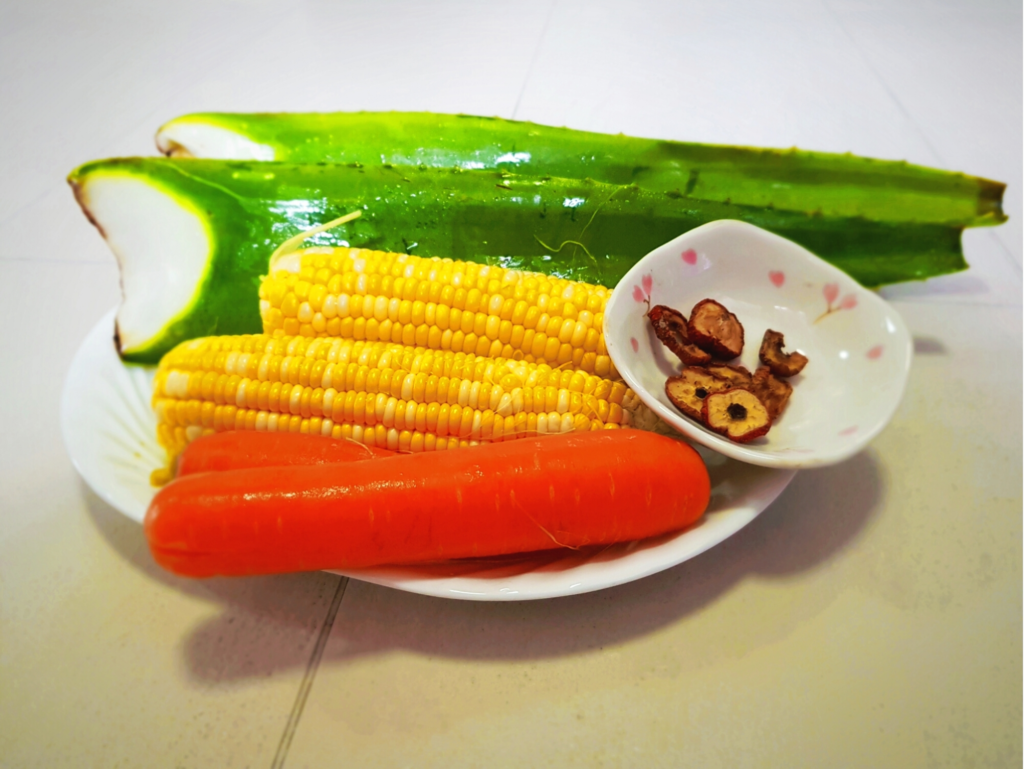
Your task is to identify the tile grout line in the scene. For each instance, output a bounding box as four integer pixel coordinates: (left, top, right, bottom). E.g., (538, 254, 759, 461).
(0, 256, 114, 265)
(1, 98, 178, 229)
(986, 229, 1023, 278)
(270, 576, 349, 769)
(882, 299, 1023, 310)
(0, 187, 54, 229)
(819, 0, 948, 168)
(510, 0, 557, 120)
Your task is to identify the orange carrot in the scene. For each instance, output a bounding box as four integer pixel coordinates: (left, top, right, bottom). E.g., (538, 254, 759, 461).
(145, 430, 710, 578)
(175, 431, 395, 477)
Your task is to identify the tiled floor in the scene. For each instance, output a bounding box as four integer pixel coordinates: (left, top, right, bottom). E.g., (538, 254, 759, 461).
(1, 1, 1020, 766)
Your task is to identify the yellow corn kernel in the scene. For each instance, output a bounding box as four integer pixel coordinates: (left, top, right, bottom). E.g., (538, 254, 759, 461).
(260, 248, 612, 371)
(153, 333, 647, 460)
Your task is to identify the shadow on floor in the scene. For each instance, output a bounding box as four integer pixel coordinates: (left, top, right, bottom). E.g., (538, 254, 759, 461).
(84, 448, 883, 681)
(313, 448, 885, 665)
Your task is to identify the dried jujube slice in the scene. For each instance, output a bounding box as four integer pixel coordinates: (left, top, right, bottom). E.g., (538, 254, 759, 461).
(703, 363, 753, 387)
(687, 299, 744, 359)
(750, 366, 793, 422)
(702, 389, 772, 443)
(648, 305, 712, 365)
(665, 368, 731, 421)
(759, 329, 808, 377)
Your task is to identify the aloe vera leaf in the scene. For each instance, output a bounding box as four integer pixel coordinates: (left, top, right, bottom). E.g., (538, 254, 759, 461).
(69, 158, 967, 363)
(157, 111, 1006, 228)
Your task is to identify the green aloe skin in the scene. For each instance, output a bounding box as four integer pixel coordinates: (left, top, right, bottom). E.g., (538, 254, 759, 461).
(70, 158, 967, 364)
(159, 111, 1006, 228)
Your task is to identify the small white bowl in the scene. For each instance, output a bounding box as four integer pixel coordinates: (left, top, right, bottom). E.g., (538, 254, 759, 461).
(604, 220, 912, 469)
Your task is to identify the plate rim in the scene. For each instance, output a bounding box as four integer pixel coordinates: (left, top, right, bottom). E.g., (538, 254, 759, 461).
(62, 306, 796, 601)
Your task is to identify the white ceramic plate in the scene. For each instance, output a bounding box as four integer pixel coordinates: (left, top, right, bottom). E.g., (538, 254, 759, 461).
(604, 220, 912, 469)
(62, 308, 796, 601)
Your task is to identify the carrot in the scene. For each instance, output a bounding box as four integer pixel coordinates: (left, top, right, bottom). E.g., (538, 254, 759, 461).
(145, 430, 711, 578)
(175, 431, 395, 477)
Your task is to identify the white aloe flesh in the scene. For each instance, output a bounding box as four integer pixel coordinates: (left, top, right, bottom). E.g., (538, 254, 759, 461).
(156, 117, 275, 160)
(74, 173, 212, 358)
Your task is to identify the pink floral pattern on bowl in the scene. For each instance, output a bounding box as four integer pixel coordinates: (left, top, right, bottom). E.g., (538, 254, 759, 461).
(603, 220, 912, 469)
(815, 282, 859, 322)
(632, 274, 653, 304)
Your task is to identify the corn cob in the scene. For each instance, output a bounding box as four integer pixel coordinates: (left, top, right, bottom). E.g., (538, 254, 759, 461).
(153, 333, 648, 458)
(259, 247, 617, 377)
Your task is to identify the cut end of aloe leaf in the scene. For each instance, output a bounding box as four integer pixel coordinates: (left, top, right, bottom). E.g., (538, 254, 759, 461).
(977, 178, 1009, 224)
(69, 169, 213, 358)
(156, 116, 276, 160)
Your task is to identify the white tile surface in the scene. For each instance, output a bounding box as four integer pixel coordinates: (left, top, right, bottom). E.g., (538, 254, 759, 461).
(0, 261, 119, 540)
(514, 0, 935, 157)
(1, 0, 1020, 766)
